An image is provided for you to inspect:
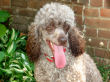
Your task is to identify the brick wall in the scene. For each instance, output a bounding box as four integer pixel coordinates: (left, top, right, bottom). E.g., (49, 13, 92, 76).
(73, 0, 110, 64)
(0, 0, 73, 32)
(0, 0, 110, 64)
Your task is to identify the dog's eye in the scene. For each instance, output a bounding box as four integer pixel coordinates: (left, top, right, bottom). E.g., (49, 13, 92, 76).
(46, 27, 54, 33)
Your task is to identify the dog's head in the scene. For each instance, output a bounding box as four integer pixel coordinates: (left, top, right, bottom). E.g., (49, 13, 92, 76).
(42, 21, 69, 47)
(41, 20, 85, 56)
(26, 3, 85, 68)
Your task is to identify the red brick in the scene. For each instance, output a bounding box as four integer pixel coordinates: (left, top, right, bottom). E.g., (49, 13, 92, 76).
(72, 0, 77, 3)
(10, 8, 19, 15)
(98, 19, 110, 29)
(75, 15, 83, 25)
(28, 0, 39, 9)
(13, 16, 31, 25)
(85, 18, 110, 29)
(0, 0, 1, 6)
(86, 38, 107, 48)
(85, 28, 97, 37)
(104, 0, 110, 8)
(90, 0, 102, 7)
(19, 9, 36, 17)
(4, 0, 10, 6)
(98, 30, 110, 39)
(72, 1, 83, 5)
(84, 8, 99, 17)
(100, 8, 110, 18)
(95, 49, 110, 59)
(0, 0, 10, 6)
(28, 0, 54, 9)
(73, 5, 83, 15)
(11, 0, 27, 8)
(75, 15, 83, 29)
(85, 18, 99, 28)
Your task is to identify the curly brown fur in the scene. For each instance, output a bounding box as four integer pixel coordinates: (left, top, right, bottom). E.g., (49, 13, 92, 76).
(26, 23, 41, 61)
(68, 27, 85, 57)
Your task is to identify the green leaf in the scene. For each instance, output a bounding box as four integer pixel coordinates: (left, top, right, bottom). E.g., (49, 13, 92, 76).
(24, 62, 31, 71)
(19, 35, 27, 40)
(23, 76, 32, 81)
(12, 68, 24, 74)
(30, 63, 34, 72)
(0, 43, 4, 48)
(0, 51, 5, 62)
(0, 10, 10, 23)
(9, 64, 21, 69)
(21, 53, 26, 60)
(11, 81, 18, 82)
(10, 60, 19, 64)
(0, 68, 12, 75)
(0, 24, 7, 38)
(7, 41, 16, 54)
(10, 28, 17, 41)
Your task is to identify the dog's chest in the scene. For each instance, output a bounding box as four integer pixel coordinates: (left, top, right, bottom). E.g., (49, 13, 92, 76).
(34, 53, 86, 82)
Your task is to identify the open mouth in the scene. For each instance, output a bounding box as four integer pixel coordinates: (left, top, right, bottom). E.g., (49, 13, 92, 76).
(46, 40, 66, 69)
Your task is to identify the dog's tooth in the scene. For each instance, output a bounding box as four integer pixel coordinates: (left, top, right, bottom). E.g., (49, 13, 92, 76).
(50, 42, 52, 45)
(50, 56, 54, 57)
(50, 42, 53, 48)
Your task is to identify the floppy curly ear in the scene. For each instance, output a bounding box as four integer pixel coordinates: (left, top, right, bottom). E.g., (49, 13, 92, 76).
(68, 27, 85, 57)
(26, 23, 41, 62)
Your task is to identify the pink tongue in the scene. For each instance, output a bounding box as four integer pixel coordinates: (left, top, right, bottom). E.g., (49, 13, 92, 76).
(53, 44, 66, 68)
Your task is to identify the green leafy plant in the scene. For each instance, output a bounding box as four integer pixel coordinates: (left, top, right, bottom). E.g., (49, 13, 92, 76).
(0, 10, 35, 82)
(97, 63, 110, 82)
(93, 56, 110, 82)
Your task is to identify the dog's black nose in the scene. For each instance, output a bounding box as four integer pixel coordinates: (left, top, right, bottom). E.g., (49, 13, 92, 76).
(58, 37, 67, 45)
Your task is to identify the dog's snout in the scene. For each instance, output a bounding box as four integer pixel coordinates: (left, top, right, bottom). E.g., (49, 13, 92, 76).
(60, 37, 67, 42)
(58, 36, 67, 45)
